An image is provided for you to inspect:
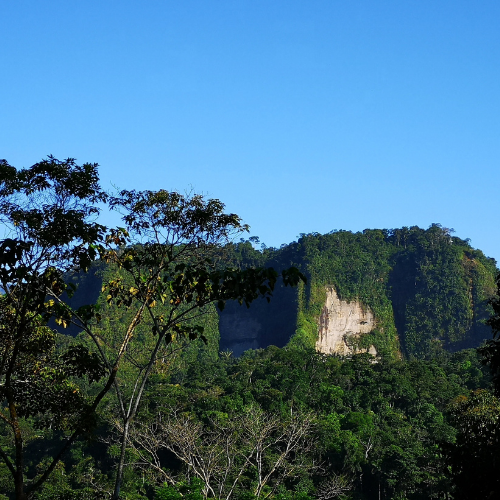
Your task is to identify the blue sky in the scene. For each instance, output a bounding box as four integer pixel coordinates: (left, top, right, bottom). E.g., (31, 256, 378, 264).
(2, 1, 499, 262)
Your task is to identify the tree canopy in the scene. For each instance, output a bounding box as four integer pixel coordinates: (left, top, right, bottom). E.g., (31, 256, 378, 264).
(0, 157, 304, 499)
(1, 156, 499, 499)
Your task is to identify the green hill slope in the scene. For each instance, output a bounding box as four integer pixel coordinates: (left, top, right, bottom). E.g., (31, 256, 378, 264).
(63, 224, 497, 359)
(220, 224, 497, 359)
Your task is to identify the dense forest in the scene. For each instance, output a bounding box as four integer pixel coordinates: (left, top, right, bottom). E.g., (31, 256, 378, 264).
(215, 225, 496, 361)
(68, 224, 498, 361)
(2, 158, 500, 500)
(7, 342, 499, 499)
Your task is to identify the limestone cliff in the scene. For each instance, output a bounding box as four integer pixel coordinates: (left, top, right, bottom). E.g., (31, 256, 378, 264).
(315, 287, 377, 356)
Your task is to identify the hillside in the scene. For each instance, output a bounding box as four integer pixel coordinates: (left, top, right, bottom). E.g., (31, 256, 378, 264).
(219, 224, 498, 359)
(12, 223, 500, 498)
(63, 224, 498, 360)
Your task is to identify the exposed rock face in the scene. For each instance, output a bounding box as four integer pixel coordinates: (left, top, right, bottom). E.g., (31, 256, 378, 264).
(218, 283, 298, 357)
(218, 313, 262, 356)
(316, 287, 377, 356)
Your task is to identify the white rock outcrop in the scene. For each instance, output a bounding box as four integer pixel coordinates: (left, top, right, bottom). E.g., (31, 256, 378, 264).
(315, 287, 377, 356)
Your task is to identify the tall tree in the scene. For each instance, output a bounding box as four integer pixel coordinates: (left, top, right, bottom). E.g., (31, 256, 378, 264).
(0, 157, 305, 499)
(446, 389, 500, 499)
(87, 188, 304, 499)
(0, 157, 108, 500)
(480, 273, 500, 395)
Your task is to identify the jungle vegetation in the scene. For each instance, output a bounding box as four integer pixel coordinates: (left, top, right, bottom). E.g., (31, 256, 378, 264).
(1, 157, 499, 500)
(221, 225, 497, 359)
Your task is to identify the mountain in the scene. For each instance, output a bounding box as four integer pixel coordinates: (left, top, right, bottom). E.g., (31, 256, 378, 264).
(219, 224, 498, 359)
(62, 224, 498, 360)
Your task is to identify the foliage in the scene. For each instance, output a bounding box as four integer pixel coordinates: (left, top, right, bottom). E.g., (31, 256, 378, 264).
(0, 157, 108, 499)
(445, 389, 500, 499)
(84, 188, 304, 500)
(479, 272, 500, 395)
(223, 225, 497, 359)
(155, 478, 204, 500)
(2, 157, 499, 499)
(113, 345, 488, 499)
(0, 157, 305, 499)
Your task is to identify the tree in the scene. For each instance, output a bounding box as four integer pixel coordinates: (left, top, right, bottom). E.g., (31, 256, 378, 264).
(126, 404, 318, 499)
(0, 157, 108, 499)
(446, 390, 500, 499)
(87, 188, 304, 499)
(315, 473, 352, 500)
(0, 157, 305, 499)
(480, 273, 500, 395)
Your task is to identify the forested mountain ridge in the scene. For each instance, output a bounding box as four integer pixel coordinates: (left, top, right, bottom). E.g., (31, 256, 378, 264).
(68, 224, 498, 360)
(218, 224, 497, 359)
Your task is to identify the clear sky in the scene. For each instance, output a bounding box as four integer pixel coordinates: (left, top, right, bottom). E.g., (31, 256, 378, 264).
(2, 1, 499, 263)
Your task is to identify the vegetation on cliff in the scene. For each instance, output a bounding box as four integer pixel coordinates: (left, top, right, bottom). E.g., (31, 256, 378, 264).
(223, 225, 497, 359)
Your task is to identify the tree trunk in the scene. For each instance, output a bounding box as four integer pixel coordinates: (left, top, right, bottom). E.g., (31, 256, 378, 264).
(111, 326, 166, 498)
(14, 472, 28, 500)
(11, 397, 27, 500)
(112, 419, 130, 500)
